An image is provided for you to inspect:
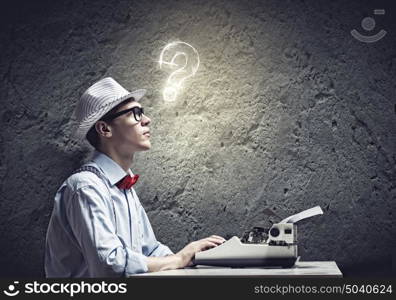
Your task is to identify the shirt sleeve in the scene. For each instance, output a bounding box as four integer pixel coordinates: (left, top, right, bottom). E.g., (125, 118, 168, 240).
(65, 185, 148, 277)
(136, 198, 174, 257)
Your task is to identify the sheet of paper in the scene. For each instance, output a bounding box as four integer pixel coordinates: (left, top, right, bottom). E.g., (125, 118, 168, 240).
(280, 206, 323, 224)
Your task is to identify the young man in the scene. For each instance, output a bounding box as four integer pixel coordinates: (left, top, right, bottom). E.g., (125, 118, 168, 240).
(45, 77, 225, 277)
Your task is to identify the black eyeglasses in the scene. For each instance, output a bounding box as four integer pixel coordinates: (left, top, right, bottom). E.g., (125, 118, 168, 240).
(102, 106, 144, 122)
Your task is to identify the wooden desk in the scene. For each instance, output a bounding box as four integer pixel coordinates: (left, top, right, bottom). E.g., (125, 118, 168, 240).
(130, 261, 342, 278)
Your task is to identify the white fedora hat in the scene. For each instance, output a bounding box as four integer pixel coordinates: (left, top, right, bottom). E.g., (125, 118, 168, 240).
(73, 77, 146, 140)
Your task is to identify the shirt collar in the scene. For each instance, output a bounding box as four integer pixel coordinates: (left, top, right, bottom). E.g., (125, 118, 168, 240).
(91, 150, 133, 186)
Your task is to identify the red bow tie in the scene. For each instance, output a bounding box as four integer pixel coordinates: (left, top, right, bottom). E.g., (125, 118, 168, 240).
(116, 174, 139, 189)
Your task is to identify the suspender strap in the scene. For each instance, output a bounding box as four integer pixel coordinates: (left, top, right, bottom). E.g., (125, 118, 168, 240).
(72, 166, 104, 178)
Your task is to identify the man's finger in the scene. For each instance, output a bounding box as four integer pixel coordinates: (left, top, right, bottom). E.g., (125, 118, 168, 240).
(198, 241, 217, 251)
(208, 236, 226, 242)
(203, 241, 218, 250)
(210, 235, 226, 240)
(210, 235, 226, 243)
(206, 237, 225, 245)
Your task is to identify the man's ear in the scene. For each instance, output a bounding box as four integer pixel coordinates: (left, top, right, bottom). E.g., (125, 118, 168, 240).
(95, 121, 112, 138)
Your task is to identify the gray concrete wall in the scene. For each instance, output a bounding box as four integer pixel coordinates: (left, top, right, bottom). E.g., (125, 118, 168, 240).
(0, 0, 395, 277)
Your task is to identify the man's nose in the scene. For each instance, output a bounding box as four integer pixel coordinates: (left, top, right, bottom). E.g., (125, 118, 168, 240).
(141, 114, 151, 126)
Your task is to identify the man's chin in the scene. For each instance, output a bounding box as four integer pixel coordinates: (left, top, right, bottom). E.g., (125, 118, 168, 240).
(140, 142, 151, 151)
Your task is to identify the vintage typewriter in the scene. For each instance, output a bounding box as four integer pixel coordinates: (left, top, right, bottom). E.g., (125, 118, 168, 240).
(193, 206, 323, 268)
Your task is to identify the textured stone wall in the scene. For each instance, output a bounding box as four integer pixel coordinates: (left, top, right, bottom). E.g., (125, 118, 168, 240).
(0, 0, 395, 277)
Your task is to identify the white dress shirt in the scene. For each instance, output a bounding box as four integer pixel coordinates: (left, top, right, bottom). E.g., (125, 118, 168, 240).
(45, 150, 173, 277)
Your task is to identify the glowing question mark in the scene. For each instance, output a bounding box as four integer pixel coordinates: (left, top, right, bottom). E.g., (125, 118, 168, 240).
(159, 41, 200, 102)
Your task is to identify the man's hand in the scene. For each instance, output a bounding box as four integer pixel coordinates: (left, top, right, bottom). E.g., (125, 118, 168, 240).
(146, 235, 226, 272)
(175, 235, 226, 267)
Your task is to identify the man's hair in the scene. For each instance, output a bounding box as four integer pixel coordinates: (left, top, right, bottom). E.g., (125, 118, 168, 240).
(86, 97, 135, 149)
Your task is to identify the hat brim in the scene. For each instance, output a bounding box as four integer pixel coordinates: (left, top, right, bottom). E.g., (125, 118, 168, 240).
(72, 88, 146, 140)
